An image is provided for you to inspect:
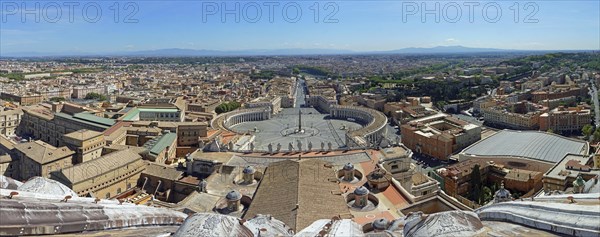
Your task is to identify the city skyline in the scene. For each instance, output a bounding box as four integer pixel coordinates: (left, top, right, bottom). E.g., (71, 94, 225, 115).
(1, 1, 599, 56)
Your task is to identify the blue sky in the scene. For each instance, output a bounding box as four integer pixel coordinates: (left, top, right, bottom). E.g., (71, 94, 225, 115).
(1, 1, 599, 54)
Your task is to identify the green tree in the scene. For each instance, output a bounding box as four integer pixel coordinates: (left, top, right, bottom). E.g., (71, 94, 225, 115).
(215, 104, 227, 114)
(593, 128, 600, 142)
(84, 92, 107, 101)
(49, 97, 65, 102)
(582, 124, 594, 139)
(215, 101, 241, 114)
(469, 164, 482, 203)
(481, 186, 493, 204)
(559, 101, 567, 107)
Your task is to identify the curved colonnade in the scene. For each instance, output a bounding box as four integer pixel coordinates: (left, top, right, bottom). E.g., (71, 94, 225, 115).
(330, 105, 388, 148)
(211, 108, 271, 134)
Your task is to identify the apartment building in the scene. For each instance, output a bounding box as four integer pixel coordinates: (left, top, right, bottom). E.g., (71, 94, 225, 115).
(401, 114, 481, 161)
(72, 86, 105, 99)
(0, 92, 43, 105)
(482, 101, 548, 130)
(539, 106, 592, 133)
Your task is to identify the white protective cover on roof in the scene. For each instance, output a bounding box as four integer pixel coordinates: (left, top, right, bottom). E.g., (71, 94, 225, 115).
(0, 175, 23, 189)
(17, 177, 78, 196)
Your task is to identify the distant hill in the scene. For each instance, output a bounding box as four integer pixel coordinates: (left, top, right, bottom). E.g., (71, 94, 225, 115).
(117, 48, 356, 56)
(2, 46, 587, 58)
(374, 46, 508, 54)
(93, 46, 511, 56)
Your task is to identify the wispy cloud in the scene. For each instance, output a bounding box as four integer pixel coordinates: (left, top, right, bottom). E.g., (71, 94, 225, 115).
(445, 38, 459, 44)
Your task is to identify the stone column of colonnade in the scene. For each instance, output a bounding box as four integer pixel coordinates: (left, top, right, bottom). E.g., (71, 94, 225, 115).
(223, 110, 272, 130)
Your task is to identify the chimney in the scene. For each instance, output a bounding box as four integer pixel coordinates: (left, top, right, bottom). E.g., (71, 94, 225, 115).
(353, 186, 369, 208)
(342, 163, 355, 182)
(242, 166, 256, 184)
(225, 190, 242, 212)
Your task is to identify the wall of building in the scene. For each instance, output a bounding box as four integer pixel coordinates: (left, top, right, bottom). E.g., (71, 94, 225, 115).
(138, 110, 182, 122)
(177, 124, 208, 147)
(15, 152, 72, 181)
(482, 108, 541, 130)
(454, 127, 482, 150)
(21, 110, 111, 148)
(0, 155, 17, 178)
(63, 161, 145, 198)
(539, 108, 591, 133)
(63, 135, 105, 164)
(307, 95, 336, 113)
(0, 93, 43, 105)
(72, 86, 105, 99)
(0, 109, 22, 136)
(21, 111, 60, 147)
(401, 128, 453, 161)
(84, 173, 140, 199)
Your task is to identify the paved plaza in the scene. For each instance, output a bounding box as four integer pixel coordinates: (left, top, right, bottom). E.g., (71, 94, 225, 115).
(230, 107, 363, 151)
(230, 79, 399, 151)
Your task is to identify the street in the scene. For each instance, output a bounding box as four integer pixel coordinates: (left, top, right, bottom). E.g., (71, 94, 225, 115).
(589, 78, 600, 131)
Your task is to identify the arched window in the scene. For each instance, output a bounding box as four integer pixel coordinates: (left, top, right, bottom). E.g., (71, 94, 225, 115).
(117, 188, 122, 194)
(105, 192, 110, 199)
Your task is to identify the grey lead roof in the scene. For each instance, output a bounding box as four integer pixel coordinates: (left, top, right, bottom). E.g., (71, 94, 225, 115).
(461, 130, 587, 163)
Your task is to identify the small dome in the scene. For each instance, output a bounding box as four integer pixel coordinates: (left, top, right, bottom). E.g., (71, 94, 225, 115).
(343, 163, 354, 171)
(243, 166, 256, 174)
(226, 190, 242, 201)
(494, 184, 511, 201)
(372, 218, 389, 230)
(354, 186, 369, 196)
